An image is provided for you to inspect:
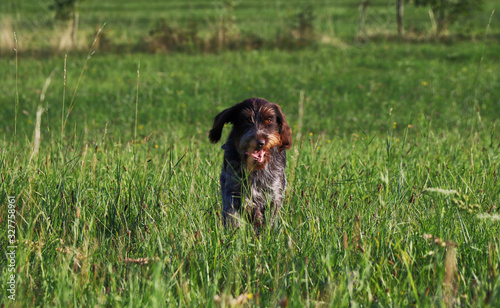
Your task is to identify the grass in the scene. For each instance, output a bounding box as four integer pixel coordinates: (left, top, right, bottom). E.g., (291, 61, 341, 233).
(1, 0, 500, 306)
(1, 0, 499, 54)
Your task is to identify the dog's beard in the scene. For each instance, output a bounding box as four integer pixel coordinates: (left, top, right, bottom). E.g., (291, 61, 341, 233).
(239, 132, 280, 171)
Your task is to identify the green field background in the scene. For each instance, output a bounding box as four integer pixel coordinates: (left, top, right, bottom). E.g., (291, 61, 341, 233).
(1, 0, 500, 306)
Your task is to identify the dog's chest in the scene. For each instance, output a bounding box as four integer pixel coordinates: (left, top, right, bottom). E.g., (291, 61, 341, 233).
(247, 162, 285, 204)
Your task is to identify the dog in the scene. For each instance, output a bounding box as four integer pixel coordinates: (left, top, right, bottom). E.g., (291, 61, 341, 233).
(209, 98, 292, 229)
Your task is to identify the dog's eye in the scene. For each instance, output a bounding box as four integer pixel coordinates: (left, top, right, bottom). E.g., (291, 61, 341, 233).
(265, 118, 272, 125)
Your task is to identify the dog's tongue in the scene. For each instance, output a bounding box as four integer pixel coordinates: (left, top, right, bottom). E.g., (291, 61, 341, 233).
(247, 150, 266, 163)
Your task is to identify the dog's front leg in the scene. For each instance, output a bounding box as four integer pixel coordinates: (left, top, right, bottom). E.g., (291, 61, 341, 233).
(222, 190, 242, 227)
(220, 160, 243, 228)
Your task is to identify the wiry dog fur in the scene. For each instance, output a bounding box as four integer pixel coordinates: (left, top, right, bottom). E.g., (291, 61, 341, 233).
(209, 98, 292, 229)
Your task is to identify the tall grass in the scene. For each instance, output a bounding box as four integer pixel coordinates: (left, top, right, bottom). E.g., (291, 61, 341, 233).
(0, 3, 499, 305)
(1, 110, 498, 305)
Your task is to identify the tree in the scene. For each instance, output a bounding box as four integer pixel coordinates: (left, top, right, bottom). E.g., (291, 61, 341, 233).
(49, 0, 79, 47)
(50, 0, 78, 21)
(397, 0, 404, 36)
(358, 0, 370, 38)
(413, 0, 484, 36)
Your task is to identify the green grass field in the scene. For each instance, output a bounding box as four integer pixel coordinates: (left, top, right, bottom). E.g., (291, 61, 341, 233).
(1, 0, 500, 306)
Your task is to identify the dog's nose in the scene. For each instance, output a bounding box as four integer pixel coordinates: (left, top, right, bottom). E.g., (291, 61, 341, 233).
(256, 139, 265, 149)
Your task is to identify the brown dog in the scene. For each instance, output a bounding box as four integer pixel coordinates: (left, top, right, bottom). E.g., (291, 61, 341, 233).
(209, 98, 292, 229)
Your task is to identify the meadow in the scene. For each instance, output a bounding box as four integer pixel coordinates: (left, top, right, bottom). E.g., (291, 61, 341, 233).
(1, 0, 500, 306)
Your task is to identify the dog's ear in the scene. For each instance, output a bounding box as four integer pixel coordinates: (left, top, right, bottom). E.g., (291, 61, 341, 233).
(279, 121, 292, 151)
(274, 104, 292, 151)
(209, 105, 237, 143)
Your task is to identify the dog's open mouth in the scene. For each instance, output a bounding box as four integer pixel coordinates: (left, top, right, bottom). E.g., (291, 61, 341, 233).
(246, 149, 266, 164)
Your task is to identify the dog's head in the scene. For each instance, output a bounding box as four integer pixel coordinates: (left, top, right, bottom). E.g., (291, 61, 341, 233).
(209, 98, 292, 170)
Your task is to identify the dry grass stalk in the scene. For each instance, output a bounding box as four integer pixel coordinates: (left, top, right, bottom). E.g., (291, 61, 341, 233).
(56, 247, 85, 260)
(33, 106, 43, 156)
(353, 215, 364, 252)
(213, 293, 253, 306)
(123, 257, 160, 265)
(489, 243, 496, 281)
(443, 241, 458, 307)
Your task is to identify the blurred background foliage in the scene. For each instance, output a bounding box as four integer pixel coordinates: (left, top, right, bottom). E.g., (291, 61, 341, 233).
(0, 0, 497, 55)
